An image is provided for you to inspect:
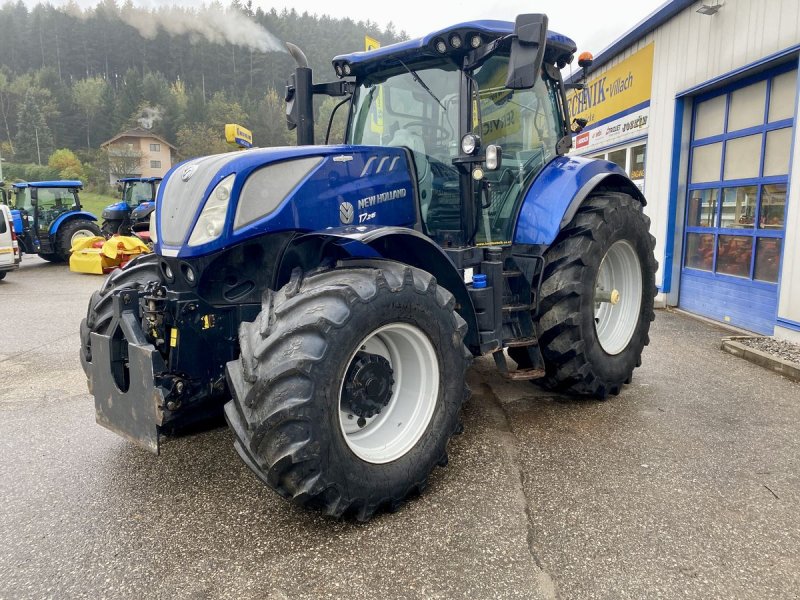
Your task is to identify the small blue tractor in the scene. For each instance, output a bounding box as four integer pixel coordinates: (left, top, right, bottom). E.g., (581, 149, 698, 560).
(10, 180, 101, 262)
(100, 177, 162, 237)
(81, 15, 656, 520)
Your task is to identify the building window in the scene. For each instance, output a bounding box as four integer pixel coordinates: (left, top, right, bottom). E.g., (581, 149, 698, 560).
(150, 143, 161, 152)
(682, 67, 795, 283)
(590, 142, 647, 189)
(150, 160, 161, 169)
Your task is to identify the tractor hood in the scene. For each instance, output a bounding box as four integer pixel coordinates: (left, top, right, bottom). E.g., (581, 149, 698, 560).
(155, 146, 418, 259)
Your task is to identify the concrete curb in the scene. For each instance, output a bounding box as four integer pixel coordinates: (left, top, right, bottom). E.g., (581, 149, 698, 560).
(721, 336, 800, 383)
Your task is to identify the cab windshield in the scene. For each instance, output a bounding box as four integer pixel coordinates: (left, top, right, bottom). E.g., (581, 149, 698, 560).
(123, 181, 155, 205)
(348, 64, 462, 237)
(347, 54, 565, 246)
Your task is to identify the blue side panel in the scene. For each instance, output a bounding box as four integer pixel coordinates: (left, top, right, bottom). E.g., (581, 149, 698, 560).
(131, 202, 154, 218)
(513, 156, 628, 245)
(678, 271, 777, 334)
(167, 146, 418, 259)
(49, 211, 98, 235)
(227, 150, 416, 245)
(10, 209, 23, 234)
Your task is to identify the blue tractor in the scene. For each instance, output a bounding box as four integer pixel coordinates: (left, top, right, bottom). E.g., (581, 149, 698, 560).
(81, 15, 656, 520)
(100, 177, 162, 237)
(10, 180, 101, 262)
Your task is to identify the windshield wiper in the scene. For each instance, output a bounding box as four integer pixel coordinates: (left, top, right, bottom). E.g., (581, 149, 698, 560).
(396, 58, 447, 112)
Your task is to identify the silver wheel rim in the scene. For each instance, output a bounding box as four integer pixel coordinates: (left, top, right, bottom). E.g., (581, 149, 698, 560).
(338, 323, 439, 464)
(594, 240, 642, 355)
(70, 228, 96, 246)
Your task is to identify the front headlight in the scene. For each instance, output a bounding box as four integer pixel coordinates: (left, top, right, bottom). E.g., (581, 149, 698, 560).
(188, 174, 234, 247)
(149, 210, 157, 243)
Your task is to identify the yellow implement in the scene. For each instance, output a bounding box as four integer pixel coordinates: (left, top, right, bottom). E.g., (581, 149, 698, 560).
(69, 235, 151, 275)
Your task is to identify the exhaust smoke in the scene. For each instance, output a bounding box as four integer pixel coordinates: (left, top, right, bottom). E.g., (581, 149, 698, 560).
(64, 3, 285, 54)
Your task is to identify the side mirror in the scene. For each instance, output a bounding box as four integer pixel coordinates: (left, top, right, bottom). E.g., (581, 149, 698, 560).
(285, 72, 298, 131)
(506, 14, 548, 90)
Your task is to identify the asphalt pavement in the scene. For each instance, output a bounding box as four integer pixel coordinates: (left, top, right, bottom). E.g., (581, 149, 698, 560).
(0, 255, 798, 599)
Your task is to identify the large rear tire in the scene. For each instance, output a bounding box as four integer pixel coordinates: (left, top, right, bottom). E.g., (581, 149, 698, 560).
(79, 253, 162, 375)
(225, 261, 470, 520)
(535, 192, 657, 398)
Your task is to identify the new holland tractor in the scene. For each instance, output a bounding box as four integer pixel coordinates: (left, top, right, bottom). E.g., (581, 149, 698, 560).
(10, 180, 101, 261)
(80, 15, 656, 520)
(101, 177, 162, 237)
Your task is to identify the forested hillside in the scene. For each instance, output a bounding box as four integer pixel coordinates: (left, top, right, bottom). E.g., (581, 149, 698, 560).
(0, 0, 404, 187)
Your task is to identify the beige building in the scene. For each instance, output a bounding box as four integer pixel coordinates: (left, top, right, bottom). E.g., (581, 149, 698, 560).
(101, 128, 176, 182)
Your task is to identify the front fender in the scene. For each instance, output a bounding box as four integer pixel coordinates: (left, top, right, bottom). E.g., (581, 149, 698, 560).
(513, 156, 645, 245)
(276, 226, 479, 352)
(49, 211, 98, 236)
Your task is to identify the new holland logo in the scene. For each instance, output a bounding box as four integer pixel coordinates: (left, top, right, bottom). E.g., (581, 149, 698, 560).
(339, 201, 354, 225)
(181, 164, 199, 182)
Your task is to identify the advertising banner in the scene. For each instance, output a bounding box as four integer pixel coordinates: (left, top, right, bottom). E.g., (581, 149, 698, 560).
(567, 43, 654, 148)
(573, 106, 650, 154)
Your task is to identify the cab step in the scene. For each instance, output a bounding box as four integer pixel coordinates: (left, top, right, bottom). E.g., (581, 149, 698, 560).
(492, 348, 545, 381)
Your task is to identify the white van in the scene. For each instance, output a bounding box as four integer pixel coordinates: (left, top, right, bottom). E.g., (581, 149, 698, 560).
(0, 203, 21, 280)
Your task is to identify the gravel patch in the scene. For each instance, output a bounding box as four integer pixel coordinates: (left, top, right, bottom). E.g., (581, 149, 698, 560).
(739, 337, 800, 365)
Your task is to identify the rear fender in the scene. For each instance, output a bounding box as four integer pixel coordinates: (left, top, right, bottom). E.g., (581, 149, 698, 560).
(49, 211, 98, 236)
(513, 156, 645, 245)
(276, 227, 479, 350)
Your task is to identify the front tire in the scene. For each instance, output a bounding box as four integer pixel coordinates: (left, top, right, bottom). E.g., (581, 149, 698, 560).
(225, 261, 471, 520)
(80, 253, 162, 375)
(535, 192, 657, 398)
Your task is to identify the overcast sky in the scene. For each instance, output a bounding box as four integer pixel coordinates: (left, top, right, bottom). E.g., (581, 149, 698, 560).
(31, 0, 669, 58)
(262, 0, 670, 53)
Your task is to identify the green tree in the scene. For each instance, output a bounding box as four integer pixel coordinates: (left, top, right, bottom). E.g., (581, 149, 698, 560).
(250, 88, 293, 147)
(206, 90, 247, 130)
(176, 123, 232, 159)
(73, 77, 108, 149)
(0, 71, 15, 154)
(15, 88, 54, 164)
(48, 148, 86, 180)
(315, 95, 348, 145)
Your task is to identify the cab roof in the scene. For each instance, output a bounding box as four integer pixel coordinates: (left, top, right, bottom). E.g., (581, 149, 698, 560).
(333, 19, 577, 79)
(12, 180, 83, 189)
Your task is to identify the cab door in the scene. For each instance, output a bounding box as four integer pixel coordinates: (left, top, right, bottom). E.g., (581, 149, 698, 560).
(470, 54, 564, 246)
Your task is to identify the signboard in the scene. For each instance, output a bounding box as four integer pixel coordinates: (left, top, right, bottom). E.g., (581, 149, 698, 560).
(365, 35, 384, 134)
(567, 43, 654, 130)
(225, 123, 253, 148)
(574, 106, 650, 155)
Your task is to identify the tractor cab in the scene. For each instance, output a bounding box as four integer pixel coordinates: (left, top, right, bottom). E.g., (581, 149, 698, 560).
(339, 24, 571, 248)
(101, 177, 162, 236)
(283, 17, 573, 252)
(10, 181, 100, 261)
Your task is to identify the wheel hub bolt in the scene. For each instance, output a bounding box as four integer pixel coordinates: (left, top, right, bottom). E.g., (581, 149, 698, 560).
(596, 288, 621, 305)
